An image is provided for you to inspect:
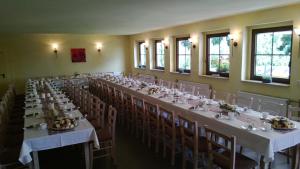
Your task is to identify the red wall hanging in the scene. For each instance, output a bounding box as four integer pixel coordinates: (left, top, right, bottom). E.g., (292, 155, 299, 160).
(71, 48, 86, 62)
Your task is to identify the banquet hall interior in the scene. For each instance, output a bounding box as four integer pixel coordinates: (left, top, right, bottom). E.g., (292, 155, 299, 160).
(1, 0, 300, 169)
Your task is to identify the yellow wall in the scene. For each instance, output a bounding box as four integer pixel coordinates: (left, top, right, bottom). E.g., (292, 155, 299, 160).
(129, 4, 300, 102)
(0, 34, 130, 94)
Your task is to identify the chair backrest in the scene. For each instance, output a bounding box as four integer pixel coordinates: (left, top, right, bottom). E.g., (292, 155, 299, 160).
(178, 82, 195, 95)
(74, 87, 82, 106)
(81, 89, 90, 113)
(212, 90, 232, 104)
(288, 105, 300, 122)
(237, 91, 288, 116)
(144, 102, 159, 128)
(132, 97, 145, 117)
(205, 126, 236, 169)
(114, 88, 123, 111)
(123, 92, 133, 114)
(261, 100, 286, 116)
(108, 105, 118, 142)
(179, 80, 211, 98)
(158, 106, 176, 138)
(158, 79, 171, 88)
(108, 86, 115, 106)
(102, 83, 109, 103)
(142, 75, 155, 84)
(88, 95, 106, 128)
(178, 115, 199, 155)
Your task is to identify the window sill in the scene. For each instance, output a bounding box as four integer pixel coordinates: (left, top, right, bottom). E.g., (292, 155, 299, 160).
(150, 69, 165, 72)
(241, 80, 290, 87)
(135, 67, 146, 70)
(200, 75, 229, 80)
(170, 72, 191, 75)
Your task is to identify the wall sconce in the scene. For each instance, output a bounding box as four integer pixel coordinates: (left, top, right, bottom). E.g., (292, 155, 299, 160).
(188, 37, 197, 49)
(295, 28, 300, 36)
(52, 43, 58, 55)
(145, 40, 149, 50)
(229, 33, 238, 47)
(162, 38, 169, 49)
(96, 42, 102, 52)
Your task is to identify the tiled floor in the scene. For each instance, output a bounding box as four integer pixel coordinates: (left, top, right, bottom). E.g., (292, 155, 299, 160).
(37, 125, 292, 169)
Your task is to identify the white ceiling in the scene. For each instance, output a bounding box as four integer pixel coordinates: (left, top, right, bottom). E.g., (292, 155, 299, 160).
(0, 0, 299, 35)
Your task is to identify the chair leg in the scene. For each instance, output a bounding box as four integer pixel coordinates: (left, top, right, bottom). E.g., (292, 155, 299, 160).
(240, 146, 244, 154)
(182, 148, 186, 169)
(148, 130, 151, 148)
(155, 133, 159, 153)
(89, 142, 94, 169)
(163, 140, 166, 158)
(142, 121, 145, 143)
(171, 141, 176, 166)
(193, 152, 198, 169)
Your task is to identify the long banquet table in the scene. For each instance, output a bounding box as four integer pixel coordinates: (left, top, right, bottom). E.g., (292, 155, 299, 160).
(97, 77, 300, 169)
(19, 82, 99, 169)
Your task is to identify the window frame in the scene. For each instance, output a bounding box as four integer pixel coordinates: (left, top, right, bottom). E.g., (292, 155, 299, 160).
(137, 41, 146, 69)
(250, 25, 293, 84)
(154, 39, 165, 70)
(176, 37, 191, 73)
(206, 32, 230, 77)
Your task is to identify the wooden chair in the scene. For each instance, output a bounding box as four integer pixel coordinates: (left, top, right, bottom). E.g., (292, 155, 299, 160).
(102, 84, 109, 103)
(159, 106, 178, 166)
(288, 105, 300, 122)
(93, 105, 117, 164)
(261, 100, 287, 117)
(212, 90, 232, 104)
(179, 82, 195, 95)
(96, 82, 103, 99)
(108, 86, 115, 106)
(132, 97, 146, 142)
(80, 89, 90, 114)
(179, 115, 207, 169)
(114, 88, 124, 125)
(144, 102, 160, 153)
(74, 87, 82, 106)
(204, 126, 257, 169)
(159, 79, 171, 88)
(123, 93, 134, 132)
(87, 95, 106, 129)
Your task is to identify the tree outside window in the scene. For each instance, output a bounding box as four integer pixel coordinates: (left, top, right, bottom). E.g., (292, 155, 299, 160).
(176, 37, 191, 73)
(154, 40, 165, 70)
(138, 41, 146, 68)
(206, 32, 230, 77)
(251, 26, 292, 84)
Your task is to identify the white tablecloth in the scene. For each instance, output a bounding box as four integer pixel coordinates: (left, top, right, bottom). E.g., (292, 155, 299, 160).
(98, 78, 300, 162)
(19, 99, 99, 164)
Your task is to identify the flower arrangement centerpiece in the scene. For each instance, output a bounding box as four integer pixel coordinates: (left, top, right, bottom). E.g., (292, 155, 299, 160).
(219, 102, 237, 114)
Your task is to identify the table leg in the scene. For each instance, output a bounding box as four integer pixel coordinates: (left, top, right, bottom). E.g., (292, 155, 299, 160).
(84, 142, 90, 169)
(260, 156, 270, 169)
(292, 144, 300, 169)
(29, 162, 34, 169)
(33, 151, 40, 169)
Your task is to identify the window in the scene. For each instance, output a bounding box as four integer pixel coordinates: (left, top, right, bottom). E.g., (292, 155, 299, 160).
(251, 26, 293, 84)
(206, 32, 230, 77)
(154, 40, 165, 70)
(137, 41, 146, 68)
(176, 37, 191, 73)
